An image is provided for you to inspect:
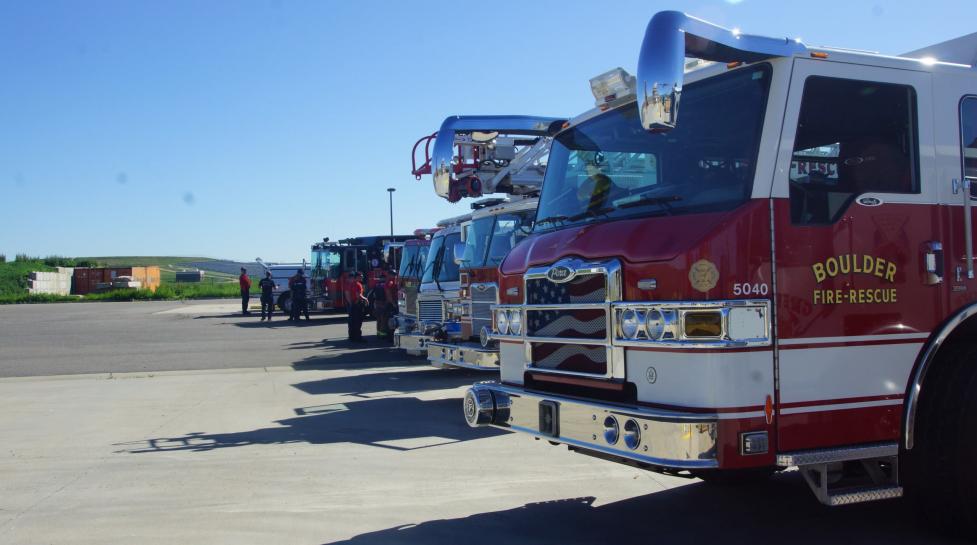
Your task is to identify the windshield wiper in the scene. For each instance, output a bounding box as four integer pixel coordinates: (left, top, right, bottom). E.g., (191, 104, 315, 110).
(535, 214, 568, 228)
(618, 195, 683, 215)
(567, 206, 615, 223)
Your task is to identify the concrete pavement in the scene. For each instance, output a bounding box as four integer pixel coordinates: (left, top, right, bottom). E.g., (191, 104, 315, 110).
(0, 301, 963, 544)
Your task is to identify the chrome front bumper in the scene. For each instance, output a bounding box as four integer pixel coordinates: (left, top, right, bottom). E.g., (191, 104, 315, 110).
(427, 342, 499, 371)
(393, 331, 432, 356)
(463, 382, 718, 469)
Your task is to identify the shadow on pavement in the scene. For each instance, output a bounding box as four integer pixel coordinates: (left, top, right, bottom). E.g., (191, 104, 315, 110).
(117, 397, 504, 454)
(292, 367, 482, 397)
(324, 478, 965, 545)
(289, 342, 423, 372)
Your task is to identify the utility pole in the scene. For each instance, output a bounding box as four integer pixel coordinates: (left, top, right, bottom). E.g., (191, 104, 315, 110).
(387, 187, 396, 237)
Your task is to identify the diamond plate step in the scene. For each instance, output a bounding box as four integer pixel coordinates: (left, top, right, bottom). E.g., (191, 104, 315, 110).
(826, 485, 904, 506)
(776, 442, 898, 467)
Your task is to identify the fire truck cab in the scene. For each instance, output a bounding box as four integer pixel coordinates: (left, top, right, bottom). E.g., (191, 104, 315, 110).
(393, 230, 437, 354)
(411, 115, 565, 369)
(463, 10, 977, 531)
(427, 196, 538, 370)
(310, 235, 413, 313)
(394, 215, 470, 354)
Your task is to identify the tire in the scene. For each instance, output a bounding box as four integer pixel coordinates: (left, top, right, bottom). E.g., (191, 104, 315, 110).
(903, 340, 977, 538)
(693, 467, 775, 486)
(278, 293, 292, 315)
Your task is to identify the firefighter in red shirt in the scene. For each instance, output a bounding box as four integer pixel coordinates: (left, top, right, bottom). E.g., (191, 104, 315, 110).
(347, 272, 367, 342)
(238, 267, 252, 315)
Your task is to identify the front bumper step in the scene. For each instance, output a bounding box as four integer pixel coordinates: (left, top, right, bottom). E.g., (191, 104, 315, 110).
(463, 382, 718, 470)
(427, 342, 499, 370)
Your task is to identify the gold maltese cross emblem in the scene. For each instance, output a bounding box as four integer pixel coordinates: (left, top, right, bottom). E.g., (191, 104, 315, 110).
(688, 259, 719, 293)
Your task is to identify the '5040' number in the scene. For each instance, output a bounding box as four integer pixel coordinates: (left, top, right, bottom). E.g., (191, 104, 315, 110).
(732, 283, 769, 296)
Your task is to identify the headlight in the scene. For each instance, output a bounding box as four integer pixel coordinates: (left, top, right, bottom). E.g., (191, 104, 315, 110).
(508, 310, 522, 335)
(644, 308, 665, 340)
(684, 311, 723, 338)
(620, 308, 643, 339)
(496, 309, 510, 335)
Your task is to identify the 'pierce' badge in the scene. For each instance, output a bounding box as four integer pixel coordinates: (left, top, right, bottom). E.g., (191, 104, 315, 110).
(689, 259, 719, 293)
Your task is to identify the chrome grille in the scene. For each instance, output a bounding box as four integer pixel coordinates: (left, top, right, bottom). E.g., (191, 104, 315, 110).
(402, 285, 419, 318)
(527, 308, 606, 340)
(417, 297, 444, 323)
(526, 273, 606, 305)
(470, 283, 497, 334)
(531, 342, 607, 375)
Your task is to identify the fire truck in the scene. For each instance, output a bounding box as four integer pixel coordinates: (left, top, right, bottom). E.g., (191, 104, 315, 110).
(309, 235, 413, 314)
(462, 10, 977, 532)
(393, 229, 437, 352)
(394, 214, 470, 355)
(411, 115, 565, 369)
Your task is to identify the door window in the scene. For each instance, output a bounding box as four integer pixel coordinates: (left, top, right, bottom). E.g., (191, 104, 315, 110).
(962, 97, 977, 182)
(789, 76, 919, 224)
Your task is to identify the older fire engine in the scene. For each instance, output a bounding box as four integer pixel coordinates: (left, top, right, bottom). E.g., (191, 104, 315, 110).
(393, 230, 437, 354)
(412, 116, 564, 369)
(394, 214, 470, 354)
(310, 235, 412, 313)
(463, 11, 977, 531)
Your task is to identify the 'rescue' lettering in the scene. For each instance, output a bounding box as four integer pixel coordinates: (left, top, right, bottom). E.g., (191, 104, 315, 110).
(811, 254, 897, 284)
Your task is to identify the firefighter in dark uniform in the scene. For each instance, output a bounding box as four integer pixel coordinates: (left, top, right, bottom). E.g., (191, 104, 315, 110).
(288, 268, 311, 322)
(258, 272, 276, 321)
(347, 272, 367, 342)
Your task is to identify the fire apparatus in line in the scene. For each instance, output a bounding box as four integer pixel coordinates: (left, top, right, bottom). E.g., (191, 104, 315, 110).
(309, 235, 412, 314)
(412, 116, 565, 369)
(463, 10, 977, 531)
(394, 214, 471, 354)
(393, 229, 437, 354)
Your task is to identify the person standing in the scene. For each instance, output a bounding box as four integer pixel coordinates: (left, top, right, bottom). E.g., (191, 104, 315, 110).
(238, 267, 252, 315)
(347, 272, 367, 342)
(258, 272, 276, 322)
(288, 268, 311, 322)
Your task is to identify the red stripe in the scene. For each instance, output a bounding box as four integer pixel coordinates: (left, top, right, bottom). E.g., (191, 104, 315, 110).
(779, 338, 924, 350)
(779, 393, 903, 409)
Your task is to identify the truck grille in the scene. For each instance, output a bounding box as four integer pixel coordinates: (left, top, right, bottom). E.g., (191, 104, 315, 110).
(526, 273, 606, 305)
(531, 342, 607, 375)
(417, 298, 443, 323)
(526, 308, 606, 340)
(470, 283, 497, 335)
(402, 286, 419, 318)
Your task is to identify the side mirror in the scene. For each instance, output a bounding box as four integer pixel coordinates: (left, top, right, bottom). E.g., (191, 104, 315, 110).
(452, 242, 467, 266)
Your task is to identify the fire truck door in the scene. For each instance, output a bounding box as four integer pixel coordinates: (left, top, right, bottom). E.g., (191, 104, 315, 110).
(944, 96, 977, 313)
(770, 58, 941, 452)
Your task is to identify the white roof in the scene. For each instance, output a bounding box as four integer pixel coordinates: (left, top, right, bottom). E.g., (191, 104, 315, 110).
(902, 32, 977, 67)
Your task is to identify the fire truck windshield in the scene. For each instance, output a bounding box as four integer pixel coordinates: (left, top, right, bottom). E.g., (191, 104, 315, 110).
(462, 211, 533, 269)
(311, 249, 342, 279)
(535, 65, 771, 232)
(399, 243, 429, 280)
(421, 233, 462, 285)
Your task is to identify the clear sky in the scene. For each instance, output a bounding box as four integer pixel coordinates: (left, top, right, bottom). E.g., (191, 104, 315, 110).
(2, 0, 975, 262)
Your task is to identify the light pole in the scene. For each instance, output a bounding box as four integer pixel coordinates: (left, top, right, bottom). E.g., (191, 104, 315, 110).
(386, 187, 396, 237)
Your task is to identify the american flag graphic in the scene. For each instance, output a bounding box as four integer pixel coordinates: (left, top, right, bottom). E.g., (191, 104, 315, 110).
(526, 273, 605, 305)
(527, 308, 606, 339)
(532, 343, 607, 375)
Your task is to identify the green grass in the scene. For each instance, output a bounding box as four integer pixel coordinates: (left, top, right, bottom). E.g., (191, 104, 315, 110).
(0, 255, 245, 305)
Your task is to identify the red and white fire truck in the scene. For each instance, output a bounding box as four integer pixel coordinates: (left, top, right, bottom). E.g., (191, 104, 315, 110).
(463, 11, 977, 531)
(309, 235, 413, 313)
(412, 116, 564, 369)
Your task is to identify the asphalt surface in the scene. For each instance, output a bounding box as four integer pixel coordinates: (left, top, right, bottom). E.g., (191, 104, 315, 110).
(0, 300, 968, 544)
(0, 300, 400, 377)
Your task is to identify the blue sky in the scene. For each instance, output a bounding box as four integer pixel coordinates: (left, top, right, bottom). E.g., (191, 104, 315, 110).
(2, 0, 975, 262)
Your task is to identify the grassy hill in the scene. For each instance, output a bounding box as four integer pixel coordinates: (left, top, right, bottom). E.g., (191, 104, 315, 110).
(0, 255, 261, 304)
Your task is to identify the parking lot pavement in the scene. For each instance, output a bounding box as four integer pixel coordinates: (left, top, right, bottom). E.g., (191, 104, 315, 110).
(0, 300, 397, 378)
(0, 303, 965, 544)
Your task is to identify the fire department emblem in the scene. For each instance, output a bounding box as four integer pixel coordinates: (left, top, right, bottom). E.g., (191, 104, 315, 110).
(689, 259, 719, 293)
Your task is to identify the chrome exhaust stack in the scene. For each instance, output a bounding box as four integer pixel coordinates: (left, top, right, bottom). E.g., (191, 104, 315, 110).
(463, 383, 510, 427)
